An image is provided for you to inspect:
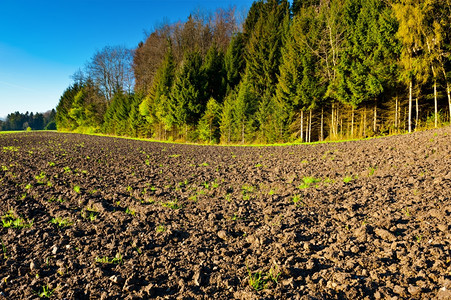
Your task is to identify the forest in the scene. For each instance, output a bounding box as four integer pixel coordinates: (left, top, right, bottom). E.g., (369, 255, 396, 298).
(55, 0, 451, 144)
(0, 110, 56, 131)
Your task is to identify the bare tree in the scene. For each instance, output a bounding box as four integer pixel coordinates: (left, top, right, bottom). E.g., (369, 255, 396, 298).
(212, 6, 239, 52)
(86, 45, 134, 101)
(134, 23, 173, 93)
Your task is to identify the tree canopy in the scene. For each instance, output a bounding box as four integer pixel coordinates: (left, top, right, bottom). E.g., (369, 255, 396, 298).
(55, 0, 451, 143)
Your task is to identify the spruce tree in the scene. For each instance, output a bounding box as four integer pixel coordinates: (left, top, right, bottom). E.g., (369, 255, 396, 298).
(56, 83, 83, 130)
(225, 33, 245, 93)
(220, 90, 236, 143)
(233, 75, 257, 143)
(198, 97, 222, 143)
(245, 0, 290, 97)
(202, 44, 226, 102)
(171, 50, 206, 139)
(140, 44, 176, 137)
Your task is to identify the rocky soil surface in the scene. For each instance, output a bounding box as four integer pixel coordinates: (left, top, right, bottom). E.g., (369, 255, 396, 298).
(0, 127, 450, 299)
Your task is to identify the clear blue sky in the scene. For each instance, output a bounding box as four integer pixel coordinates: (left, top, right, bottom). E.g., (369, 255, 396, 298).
(0, 0, 254, 119)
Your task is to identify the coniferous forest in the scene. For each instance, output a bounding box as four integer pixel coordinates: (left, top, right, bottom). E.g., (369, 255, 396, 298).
(0, 110, 56, 131)
(55, 0, 451, 144)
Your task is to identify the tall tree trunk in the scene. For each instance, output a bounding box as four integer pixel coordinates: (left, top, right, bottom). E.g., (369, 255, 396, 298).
(300, 110, 304, 142)
(363, 107, 366, 137)
(434, 80, 438, 128)
(320, 107, 324, 142)
(395, 97, 398, 131)
(330, 104, 334, 138)
(373, 101, 377, 133)
(448, 82, 451, 123)
(416, 97, 419, 129)
(309, 109, 312, 143)
(408, 81, 412, 133)
(351, 106, 354, 138)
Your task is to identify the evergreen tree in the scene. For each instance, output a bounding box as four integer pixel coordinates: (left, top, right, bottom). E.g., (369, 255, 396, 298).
(202, 44, 226, 102)
(171, 50, 206, 139)
(224, 33, 245, 93)
(274, 6, 325, 141)
(104, 91, 131, 135)
(245, 0, 290, 97)
(140, 44, 176, 137)
(337, 0, 400, 136)
(291, 0, 321, 16)
(56, 83, 83, 130)
(220, 90, 236, 143)
(129, 93, 146, 137)
(198, 97, 222, 143)
(233, 75, 257, 143)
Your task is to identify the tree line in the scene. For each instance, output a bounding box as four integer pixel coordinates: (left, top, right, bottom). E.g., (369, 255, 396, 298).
(0, 110, 56, 131)
(55, 0, 451, 144)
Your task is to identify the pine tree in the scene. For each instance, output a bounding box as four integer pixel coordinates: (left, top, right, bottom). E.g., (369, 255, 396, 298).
(220, 90, 236, 143)
(233, 75, 257, 143)
(129, 93, 146, 137)
(171, 50, 206, 139)
(104, 91, 131, 135)
(337, 0, 400, 136)
(202, 44, 226, 102)
(56, 83, 83, 130)
(198, 97, 222, 143)
(224, 33, 245, 93)
(245, 0, 290, 97)
(140, 44, 176, 137)
(275, 6, 325, 141)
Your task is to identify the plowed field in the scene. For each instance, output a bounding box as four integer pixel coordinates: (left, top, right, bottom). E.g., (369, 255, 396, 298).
(0, 127, 450, 299)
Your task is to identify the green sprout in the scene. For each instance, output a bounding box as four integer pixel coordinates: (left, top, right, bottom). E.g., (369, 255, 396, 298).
(343, 176, 354, 184)
(162, 200, 182, 210)
(2, 210, 33, 229)
(247, 265, 280, 291)
(156, 224, 166, 233)
(95, 252, 123, 264)
(50, 217, 73, 228)
(125, 207, 136, 216)
(34, 285, 55, 298)
(298, 176, 321, 189)
(73, 185, 81, 193)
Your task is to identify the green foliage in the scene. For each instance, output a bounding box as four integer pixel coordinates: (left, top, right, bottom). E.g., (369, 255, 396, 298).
(50, 217, 73, 228)
(343, 175, 354, 183)
(247, 265, 281, 291)
(104, 90, 132, 135)
(1, 110, 55, 131)
(198, 98, 222, 143)
(2, 210, 33, 229)
(337, 0, 399, 109)
(34, 285, 55, 298)
(140, 44, 176, 138)
(203, 44, 227, 102)
(225, 33, 245, 92)
(156, 224, 166, 233)
(95, 252, 123, 264)
(172, 50, 206, 138)
(55, 0, 451, 144)
(162, 200, 182, 210)
(298, 176, 321, 189)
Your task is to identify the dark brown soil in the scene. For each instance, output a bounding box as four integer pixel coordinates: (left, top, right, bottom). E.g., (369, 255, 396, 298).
(0, 127, 450, 299)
